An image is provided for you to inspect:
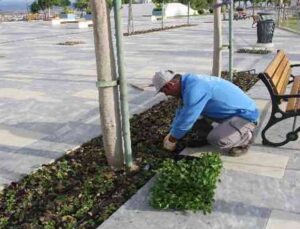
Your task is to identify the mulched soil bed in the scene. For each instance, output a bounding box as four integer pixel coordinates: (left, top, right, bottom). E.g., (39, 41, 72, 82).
(0, 71, 259, 228)
(123, 24, 196, 36)
(57, 41, 86, 46)
(236, 48, 272, 55)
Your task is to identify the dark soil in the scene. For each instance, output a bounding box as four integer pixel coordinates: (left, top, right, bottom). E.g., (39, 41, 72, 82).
(57, 41, 85, 46)
(123, 24, 196, 36)
(236, 48, 272, 55)
(0, 72, 259, 228)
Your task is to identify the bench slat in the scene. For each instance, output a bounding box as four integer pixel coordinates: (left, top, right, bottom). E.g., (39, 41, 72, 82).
(265, 50, 285, 78)
(272, 56, 289, 93)
(286, 77, 300, 112)
(278, 64, 291, 95)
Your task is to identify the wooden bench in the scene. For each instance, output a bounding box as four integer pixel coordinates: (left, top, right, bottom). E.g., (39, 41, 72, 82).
(259, 50, 300, 146)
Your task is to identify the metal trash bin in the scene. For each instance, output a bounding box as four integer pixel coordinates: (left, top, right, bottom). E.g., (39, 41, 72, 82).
(257, 19, 275, 43)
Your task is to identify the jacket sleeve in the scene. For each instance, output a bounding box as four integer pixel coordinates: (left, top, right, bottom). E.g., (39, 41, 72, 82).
(170, 89, 211, 139)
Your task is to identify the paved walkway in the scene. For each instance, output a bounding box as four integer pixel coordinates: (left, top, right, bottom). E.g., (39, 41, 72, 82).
(98, 81, 300, 228)
(0, 14, 299, 216)
(96, 17, 300, 229)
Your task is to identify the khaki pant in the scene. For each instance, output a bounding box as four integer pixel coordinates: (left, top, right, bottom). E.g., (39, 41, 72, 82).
(207, 116, 257, 153)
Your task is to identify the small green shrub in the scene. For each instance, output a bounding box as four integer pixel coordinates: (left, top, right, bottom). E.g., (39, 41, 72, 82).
(149, 153, 222, 213)
(153, 7, 162, 11)
(198, 9, 204, 14)
(62, 7, 74, 14)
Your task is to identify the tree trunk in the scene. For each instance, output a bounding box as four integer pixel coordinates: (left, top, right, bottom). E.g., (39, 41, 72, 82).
(127, 0, 134, 34)
(162, 1, 164, 29)
(90, 0, 124, 169)
(212, 0, 222, 76)
(187, 1, 190, 25)
(277, 0, 283, 25)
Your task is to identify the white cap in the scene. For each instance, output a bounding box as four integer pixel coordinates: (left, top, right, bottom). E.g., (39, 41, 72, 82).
(152, 70, 175, 93)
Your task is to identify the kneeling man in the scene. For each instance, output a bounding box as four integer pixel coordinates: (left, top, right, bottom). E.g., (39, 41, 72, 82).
(152, 70, 259, 156)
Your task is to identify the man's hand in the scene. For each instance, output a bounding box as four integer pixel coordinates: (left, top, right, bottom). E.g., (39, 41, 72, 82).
(163, 133, 177, 151)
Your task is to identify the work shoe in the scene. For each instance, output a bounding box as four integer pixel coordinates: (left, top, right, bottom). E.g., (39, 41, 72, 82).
(227, 145, 249, 157)
(186, 139, 208, 148)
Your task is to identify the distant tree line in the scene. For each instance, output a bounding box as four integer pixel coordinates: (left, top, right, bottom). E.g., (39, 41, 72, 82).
(30, 0, 117, 14)
(30, 0, 292, 16)
(30, 0, 71, 14)
(151, 0, 293, 12)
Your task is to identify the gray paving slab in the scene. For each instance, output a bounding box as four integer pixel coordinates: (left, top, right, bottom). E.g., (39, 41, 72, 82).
(99, 95, 300, 229)
(0, 13, 299, 198)
(97, 20, 300, 228)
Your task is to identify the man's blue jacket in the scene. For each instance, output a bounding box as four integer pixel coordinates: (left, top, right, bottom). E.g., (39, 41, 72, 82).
(170, 73, 259, 139)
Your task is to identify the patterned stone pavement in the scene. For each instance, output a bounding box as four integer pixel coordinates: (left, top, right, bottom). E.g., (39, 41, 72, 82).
(98, 84, 300, 229)
(97, 15, 300, 229)
(0, 14, 299, 228)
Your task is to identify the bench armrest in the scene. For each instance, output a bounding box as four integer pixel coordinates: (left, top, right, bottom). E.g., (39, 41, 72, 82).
(291, 64, 300, 68)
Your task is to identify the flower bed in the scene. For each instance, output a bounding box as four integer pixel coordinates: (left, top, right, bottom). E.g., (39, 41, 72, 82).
(124, 24, 196, 36)
(57, 41, 85, 46)
(237, 48, 271, 55)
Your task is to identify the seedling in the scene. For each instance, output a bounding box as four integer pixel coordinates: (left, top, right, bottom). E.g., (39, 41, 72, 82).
(149, 154, 222, 213)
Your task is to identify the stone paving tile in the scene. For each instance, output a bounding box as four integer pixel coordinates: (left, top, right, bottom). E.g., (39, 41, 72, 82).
(0, 124, 45, 148)
(181, 147, 289, 179)
(0, 73, 33, 83)
(99, 178, 270, 229)
(72, 89, 97, 100)
(0, 88, 59, 102)
(0, 150, 52, 182)
(72, 86, 157, 104)
(63, 68, 96, 76)
(215, 170, 300, 213)
(222, 151, 289, 179)
(266, 210, 300, 229)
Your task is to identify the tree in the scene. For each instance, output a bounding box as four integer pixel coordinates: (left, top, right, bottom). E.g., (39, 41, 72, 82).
(37, 0, 53, 11)
(30, 0, 71, 19)
(177, 0, 213, 11)
(127, 0, 134, 34)
(106, 0, 113, 9)
(59, 0, 71, 7)
(30, 1, 40, 13)
(90, 0, 124, 169)
(75, 0, 90, 11)
(75, 0, 112, 12)
(212, 0, 222, 76)
(152, 0, 172, 9)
